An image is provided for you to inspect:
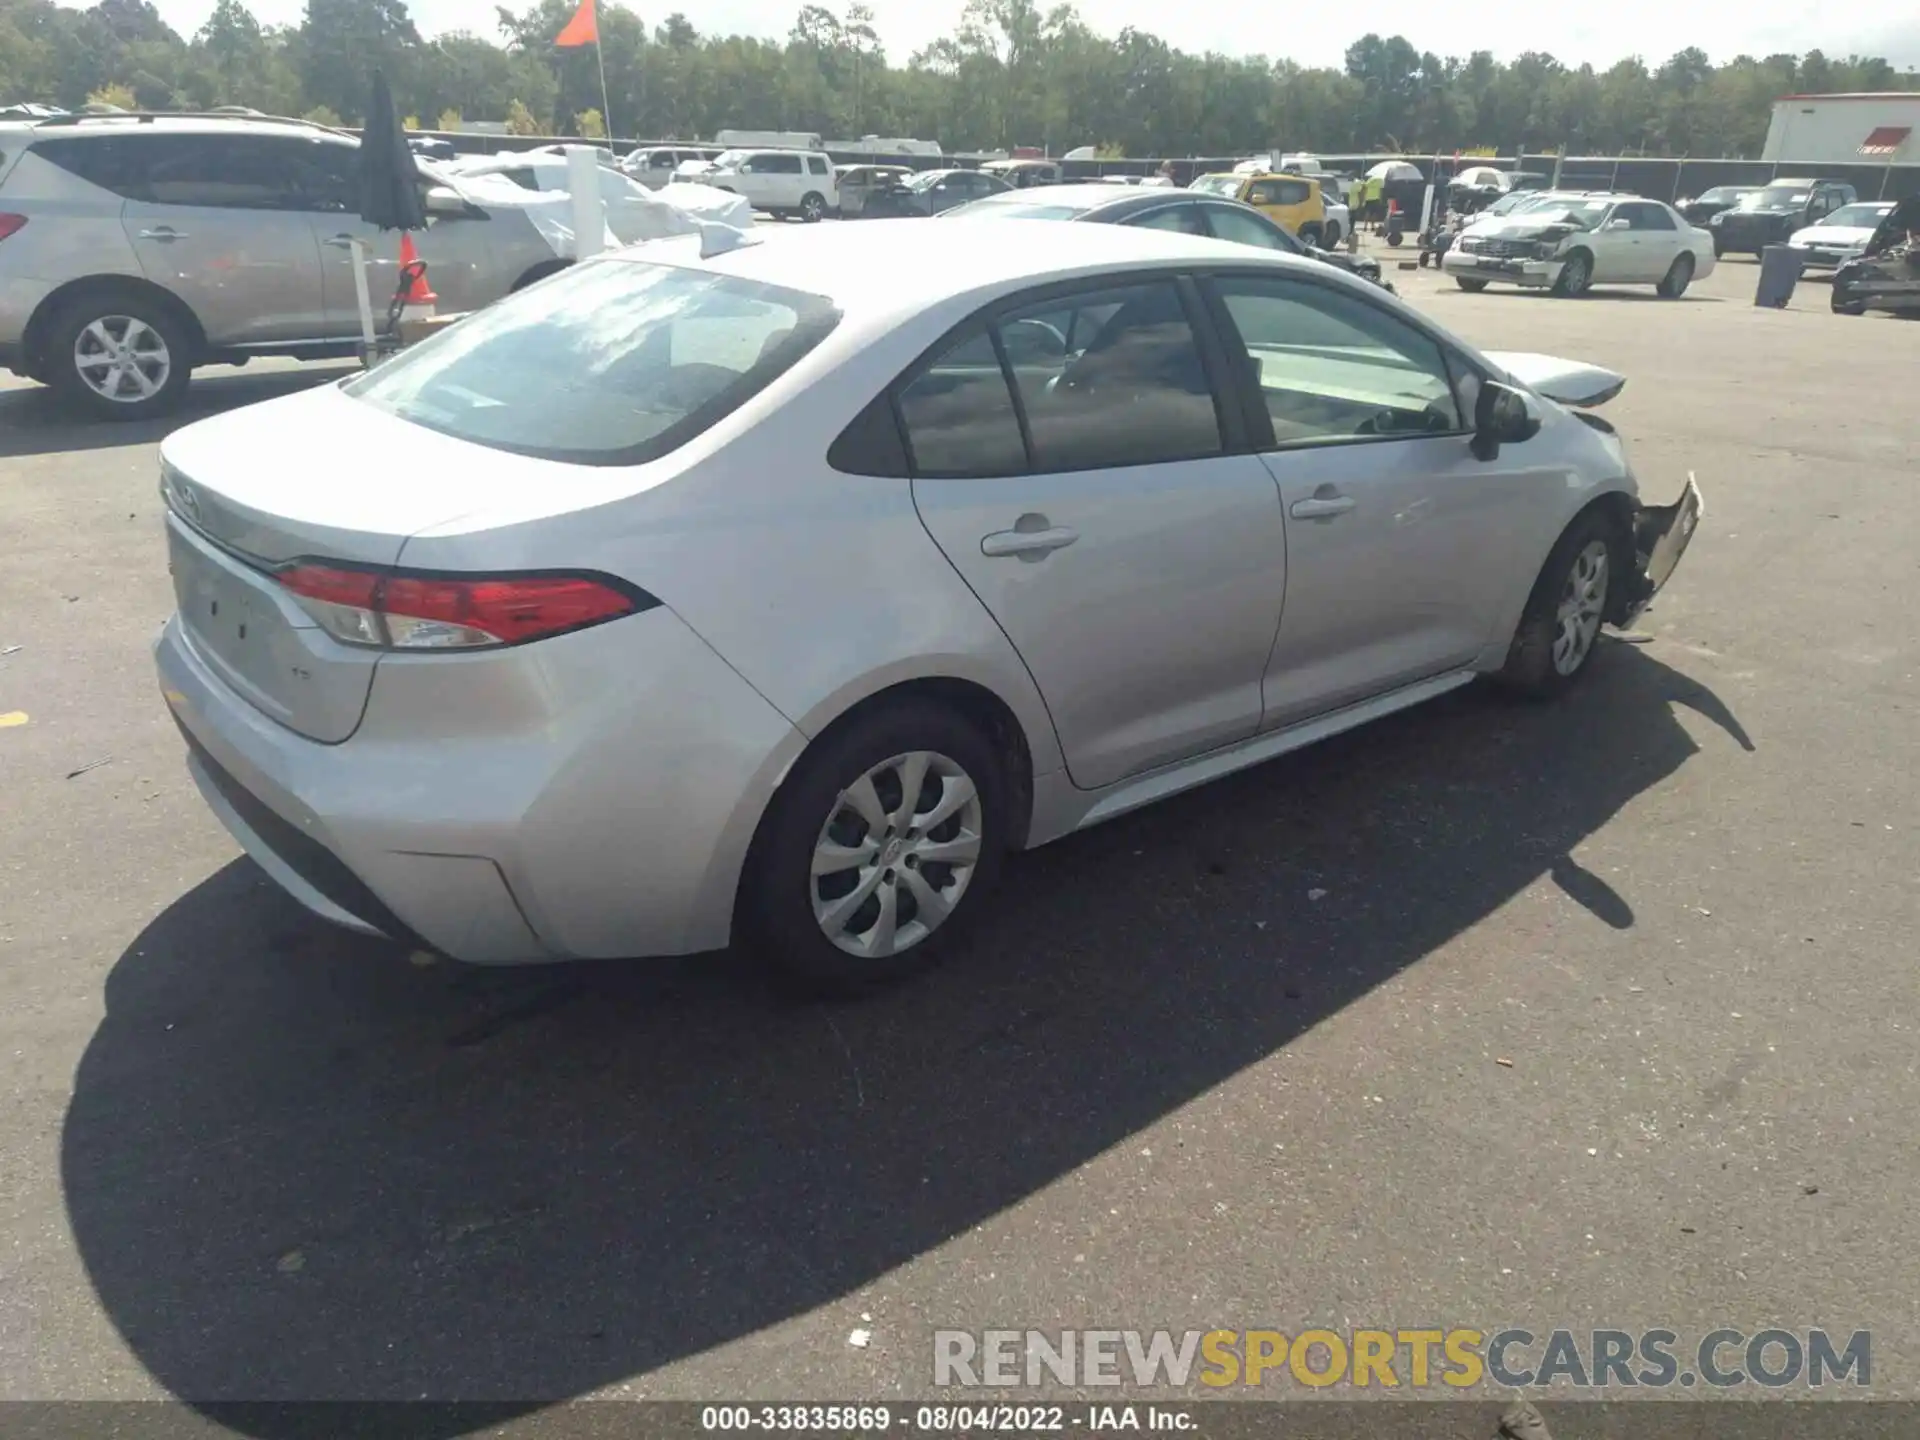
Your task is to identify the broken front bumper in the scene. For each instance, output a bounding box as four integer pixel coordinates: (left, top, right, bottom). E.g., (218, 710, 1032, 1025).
(1620, 473, 1704, 626)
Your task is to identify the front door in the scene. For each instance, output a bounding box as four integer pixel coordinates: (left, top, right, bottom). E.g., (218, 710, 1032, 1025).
(114, 132, 329, 345)
(1199, 271, 1546, 728)
(1614, 201, 1681, 280)
(905, 278, 1288, 791)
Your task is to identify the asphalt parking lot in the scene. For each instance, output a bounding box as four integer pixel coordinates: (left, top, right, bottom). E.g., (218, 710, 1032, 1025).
(2, 247, 1918, 1426)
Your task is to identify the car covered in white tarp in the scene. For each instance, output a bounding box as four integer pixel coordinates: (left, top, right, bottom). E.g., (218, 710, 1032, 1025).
(438, 153, 754, 246)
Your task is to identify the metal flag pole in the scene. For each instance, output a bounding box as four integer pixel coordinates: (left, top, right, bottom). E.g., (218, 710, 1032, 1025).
(595, 36, 614, 147)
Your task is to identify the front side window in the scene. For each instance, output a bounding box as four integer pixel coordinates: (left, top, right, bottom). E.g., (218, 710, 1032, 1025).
(1618, 202, 1675, 231)
(345, 258, 839, 465)
(1208, 275, 1465, 446)
(764, 154, 804, 175)
(1189, 174, 1240, 198)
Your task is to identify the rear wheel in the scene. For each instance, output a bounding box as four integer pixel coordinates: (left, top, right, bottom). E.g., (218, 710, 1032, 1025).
(1831, 284, 1866, 316)
(1298, 223, 1323, 248)
(1495, 509, 1621, 699)
(45, 287, 193, 421)
(1455, 277, 1490, 293)
(799, 191, 827, 222)
(739, 698, 1008, 995)
(1322, 221, 1342, 248)
(1656, 253, 1695, 298)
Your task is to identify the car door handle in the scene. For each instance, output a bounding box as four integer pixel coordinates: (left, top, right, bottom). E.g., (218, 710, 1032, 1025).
(1290, 495, 1356, 519)
(137, 228, 186, 241)
(981, 525, 1078, 558)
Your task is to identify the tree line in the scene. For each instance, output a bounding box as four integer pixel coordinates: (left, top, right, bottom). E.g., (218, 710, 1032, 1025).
(3, 0, 1914, 158)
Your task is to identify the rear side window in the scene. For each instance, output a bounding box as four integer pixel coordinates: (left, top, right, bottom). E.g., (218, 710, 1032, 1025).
(875, 281, 1222, 479)
(344, 258, 840, 466)
(763, 153, 803, 175)
(38, 134, 317, 209)
(1203, 204, 1296, 252)
(808, 155, 829, 175)
(897, 328, 1027, 477)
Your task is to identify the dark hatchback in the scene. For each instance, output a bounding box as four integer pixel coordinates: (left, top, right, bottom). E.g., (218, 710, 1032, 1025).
(1709, 179, 1857, 257)
(862, 168, 1012, 218)
(938, 184, 1394, 291)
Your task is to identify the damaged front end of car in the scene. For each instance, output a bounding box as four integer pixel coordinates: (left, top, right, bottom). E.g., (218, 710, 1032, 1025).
(1487, 351, 1705, 626)
(1831, 195, 1920, 317)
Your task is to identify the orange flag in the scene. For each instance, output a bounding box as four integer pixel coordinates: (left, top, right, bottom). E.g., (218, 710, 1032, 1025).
(554, 0, 597, 47)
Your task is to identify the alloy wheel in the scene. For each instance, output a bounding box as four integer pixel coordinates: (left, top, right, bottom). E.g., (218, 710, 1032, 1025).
(73, 315, 171, 403)
(809, 750, 983, 959)
(1552, 539, 1610, 675)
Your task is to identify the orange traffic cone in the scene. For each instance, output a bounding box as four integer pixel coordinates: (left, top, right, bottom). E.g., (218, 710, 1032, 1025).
(396, 232, 437, 321)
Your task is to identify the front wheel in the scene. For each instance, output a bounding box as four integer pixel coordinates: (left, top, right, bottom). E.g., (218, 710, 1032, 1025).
(739, 698, 1008, 995)
(1455, 277, 1490, 292)
(1298, 223, 1323, 248)
(1552, 249, 1594, 297)
(1385, 220, 1404, 247)
(1494, 510, 1621, 699)
(1656, 252, 1695, 299)
(46, 288, 193, 420)
(799, 191, 827, 222)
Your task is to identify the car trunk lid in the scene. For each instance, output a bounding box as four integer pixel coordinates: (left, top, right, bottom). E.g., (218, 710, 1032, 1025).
(158, 382, 580, 743)
(1485, 350, 1626, 408)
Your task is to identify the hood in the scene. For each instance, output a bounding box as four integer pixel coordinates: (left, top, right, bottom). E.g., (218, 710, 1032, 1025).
(1791, 225, 1878, 247)
(1484, 351, 1625, 409)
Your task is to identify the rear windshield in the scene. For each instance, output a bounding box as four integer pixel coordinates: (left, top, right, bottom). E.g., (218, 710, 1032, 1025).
(953, 200, 1087, 220)
(1824, 203, 1890, 228)
(1190, 175, 1241, 197)
(1741, 186, 1810, 209)
(343, 257, 840, 465)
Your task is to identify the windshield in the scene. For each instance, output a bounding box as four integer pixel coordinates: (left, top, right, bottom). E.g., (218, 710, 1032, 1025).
(1698, 187, 1755, 204)
(1190, 174, 1241, 197)
(344, 258, 840, 466)
(903, 171, 945, 192)
(712, 150, 747, 168)
(1484, 192, 1540, 216)
(1527, 198, 1612, 231)
(1740, 186, 1810, 210)
(1822, 203, 1891, 228)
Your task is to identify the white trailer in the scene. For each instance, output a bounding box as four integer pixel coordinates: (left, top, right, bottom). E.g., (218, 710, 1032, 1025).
(1761, 93, 1920, 167)
(714, 129, 824, 152)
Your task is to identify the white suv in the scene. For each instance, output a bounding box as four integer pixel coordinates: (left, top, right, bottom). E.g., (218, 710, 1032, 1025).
(701, 148, 837, 221)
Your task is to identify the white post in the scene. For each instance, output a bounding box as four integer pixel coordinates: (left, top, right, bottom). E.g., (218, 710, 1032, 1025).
(346, 237, 378, 348)
(566, 143, 606, 258)
(1418, 182, 1435, 235)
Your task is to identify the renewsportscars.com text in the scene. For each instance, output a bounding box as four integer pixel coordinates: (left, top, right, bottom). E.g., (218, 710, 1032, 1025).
(933, 1327, 1871, 1390)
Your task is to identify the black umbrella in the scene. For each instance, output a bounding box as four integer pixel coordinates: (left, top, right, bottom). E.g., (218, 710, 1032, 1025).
(356, 68, 425, 232)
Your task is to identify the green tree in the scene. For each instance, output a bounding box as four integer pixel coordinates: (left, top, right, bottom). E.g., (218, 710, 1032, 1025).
(573, 105, 603, 136)
(504, 95, 540, 133)
(437, 105, 460, 127)
(87, 79, 137, 107)
(299, 0, 420, 121)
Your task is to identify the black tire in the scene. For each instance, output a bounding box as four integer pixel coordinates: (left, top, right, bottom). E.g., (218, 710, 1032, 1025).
(1455, 277, 1490, 293)
(1552, 248, 1594, 297)
(1656, 253, 1695, 299)
(44, 287, 193, 420)
(510, 259, 570, 292)
(1494, 508, 1624, 700)
(799, 191, 827, 222)
(1385, 221, 1404, 247)
(1323, 221, 1342, 248)
(1831, 287, 1865, 317)
(1711, 233, 1725, 258)
(739, 697, 1009, 996)
(1298, 223, 1323, 247)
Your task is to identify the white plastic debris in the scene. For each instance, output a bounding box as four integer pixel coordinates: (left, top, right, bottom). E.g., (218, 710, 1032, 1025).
(848, 1328, 872, 1349)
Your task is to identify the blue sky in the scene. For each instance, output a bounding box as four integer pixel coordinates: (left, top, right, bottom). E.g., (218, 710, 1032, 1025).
(124, 0, 1920, 74)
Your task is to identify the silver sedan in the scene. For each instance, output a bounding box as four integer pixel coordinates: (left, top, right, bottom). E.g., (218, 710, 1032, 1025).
(154, 220, 1701, 992)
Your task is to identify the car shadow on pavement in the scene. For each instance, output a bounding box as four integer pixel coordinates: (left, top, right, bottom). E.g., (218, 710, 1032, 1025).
(61, 646, 1748, 1430)
(0, 365, 354, 460)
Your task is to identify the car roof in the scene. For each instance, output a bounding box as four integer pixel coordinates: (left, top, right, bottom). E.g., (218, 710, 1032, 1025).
(617, 217, 1307, 318)
(22, 113, 348, 144)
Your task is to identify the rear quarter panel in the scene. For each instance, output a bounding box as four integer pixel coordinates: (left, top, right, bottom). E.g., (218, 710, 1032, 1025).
(0, 151, 142, 342)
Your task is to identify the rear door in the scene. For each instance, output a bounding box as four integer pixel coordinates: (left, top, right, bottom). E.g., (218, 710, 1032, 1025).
(905, 276, 1289, 791)
(1200, 271, 1545, 727)
(297, 138, 501, 331)
(112, 132, 329, 345)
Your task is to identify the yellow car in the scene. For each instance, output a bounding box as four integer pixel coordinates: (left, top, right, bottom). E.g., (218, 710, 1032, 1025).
(1190, 172, 1328, 244)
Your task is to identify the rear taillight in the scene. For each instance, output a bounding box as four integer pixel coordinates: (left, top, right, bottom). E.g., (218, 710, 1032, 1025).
(0, 215, 26, 242)
(275, 562, 654, 650)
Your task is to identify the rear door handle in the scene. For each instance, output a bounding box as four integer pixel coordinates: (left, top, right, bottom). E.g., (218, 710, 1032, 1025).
(1290, 495, 1356, 519)
(137, 228, 186, 241)
(981, 525, 1078, 558)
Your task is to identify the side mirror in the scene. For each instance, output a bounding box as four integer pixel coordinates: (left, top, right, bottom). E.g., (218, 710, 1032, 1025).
(1605, 217, 1631, 231)
(1472, 380, 1539, 460)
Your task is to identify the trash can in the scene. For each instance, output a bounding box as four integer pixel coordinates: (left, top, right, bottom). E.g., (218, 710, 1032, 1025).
(1754, 245, 1804, 308)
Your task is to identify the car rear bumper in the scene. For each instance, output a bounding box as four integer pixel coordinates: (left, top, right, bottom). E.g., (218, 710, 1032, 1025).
(1790, 246, 1859, 271)
(156, 604, 806, 965)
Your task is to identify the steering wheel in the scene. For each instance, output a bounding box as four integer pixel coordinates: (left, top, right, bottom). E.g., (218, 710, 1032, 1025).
(1001, 316, 1068, 365)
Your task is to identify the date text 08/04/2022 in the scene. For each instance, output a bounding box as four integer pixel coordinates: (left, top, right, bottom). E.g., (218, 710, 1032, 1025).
(699, 1404, 1192, 1432)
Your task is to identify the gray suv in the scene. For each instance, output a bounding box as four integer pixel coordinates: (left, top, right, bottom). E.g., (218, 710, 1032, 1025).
(0, 113, 567, 418)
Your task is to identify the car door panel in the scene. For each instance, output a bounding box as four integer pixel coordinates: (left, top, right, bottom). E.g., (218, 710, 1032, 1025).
(899, 284, 1287, 791)
(1201, 273, 1540, 727)
(113, 133, 328, 344)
